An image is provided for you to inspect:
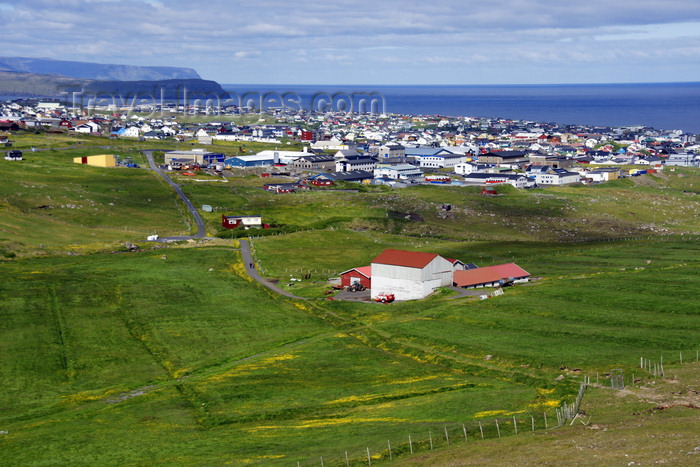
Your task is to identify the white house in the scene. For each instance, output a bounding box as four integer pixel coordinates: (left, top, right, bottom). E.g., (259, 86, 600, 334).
(371, 249, 454, 301)
(4, 150, 22, 161)
(454, 162, 485, 175)
(73, 121, 101, 133)
(535, 169, 581, 185)
(123, 126, 140, 138)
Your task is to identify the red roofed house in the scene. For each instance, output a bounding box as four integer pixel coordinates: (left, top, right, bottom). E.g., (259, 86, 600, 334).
(339, 266, 371, 289)
(222, 214, 264, 229)
(371, 249, 453, 301)
(453, 263, 530, 289)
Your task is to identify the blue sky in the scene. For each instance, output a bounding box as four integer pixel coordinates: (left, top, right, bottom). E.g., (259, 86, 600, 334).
(1, 0, 699, 85)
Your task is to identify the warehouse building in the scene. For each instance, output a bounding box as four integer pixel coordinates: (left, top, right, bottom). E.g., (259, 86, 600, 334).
(73, 154, 116, 167)
(370, 249, 453, 301)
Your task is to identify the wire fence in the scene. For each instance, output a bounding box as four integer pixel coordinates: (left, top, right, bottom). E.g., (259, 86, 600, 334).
(292, 351, 698, 466)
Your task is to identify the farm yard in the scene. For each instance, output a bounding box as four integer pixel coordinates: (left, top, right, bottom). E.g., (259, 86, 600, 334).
(0, 133, 699, 465)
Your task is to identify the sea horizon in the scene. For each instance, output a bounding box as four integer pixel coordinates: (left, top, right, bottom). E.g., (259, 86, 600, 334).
(223, 82, 700, 133)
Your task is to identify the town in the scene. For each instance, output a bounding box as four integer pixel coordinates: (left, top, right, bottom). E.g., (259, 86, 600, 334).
(2, 98, 699, 191)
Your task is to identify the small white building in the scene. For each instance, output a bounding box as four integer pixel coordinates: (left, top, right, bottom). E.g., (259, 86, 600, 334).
(454, 162, 483, 175)
(535, 170, 581, 185)
(417, 151, 465, 168)
(374, 163, 423, 180)
(585, 168, 620, 183)
(371, 249, 454, 301)
(312, 138, 356, 151)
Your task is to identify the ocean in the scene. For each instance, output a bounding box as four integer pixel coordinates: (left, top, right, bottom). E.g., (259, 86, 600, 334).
(3, 82, 698, 133)
(223, 82, 700, 133)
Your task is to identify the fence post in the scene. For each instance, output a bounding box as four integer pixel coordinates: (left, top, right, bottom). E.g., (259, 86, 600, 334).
(495, 419, 501, 438)
(513, 416, 518, 435)
(463, 424, 468, 443)
(409, 435, 413, 454)
(345, 451, 349, 467)
(479, 421, 484, 439)
(366, 447, 371, 466)
(544, 412, 548, 429)
(444, 426, 450, 445)
(388, 440, 392, 461)
(429, 431, 433, 450)
(531, 415, 535, 432)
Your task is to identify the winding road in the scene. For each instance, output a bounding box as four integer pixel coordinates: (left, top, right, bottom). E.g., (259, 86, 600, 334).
(141, 150, 306, 298)
(142, 150, 207, 240)
(239, 238, 306, 299)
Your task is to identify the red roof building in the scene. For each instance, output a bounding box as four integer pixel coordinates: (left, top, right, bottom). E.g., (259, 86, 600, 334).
(339, 266, 371, 289)
(453, 263, 530, 288)
(371, 249, 440, 269)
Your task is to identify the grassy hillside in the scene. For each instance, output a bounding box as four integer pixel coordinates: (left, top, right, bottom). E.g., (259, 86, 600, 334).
(0, 144, 187, 257)
(0, 238, 697, 465)
(0, 132, 698, 465)
(401, 362, 699, 466)
(179, 167, 700, 245)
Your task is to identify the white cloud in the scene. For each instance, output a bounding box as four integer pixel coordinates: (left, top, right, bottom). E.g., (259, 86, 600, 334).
(0, 0, 699, 84)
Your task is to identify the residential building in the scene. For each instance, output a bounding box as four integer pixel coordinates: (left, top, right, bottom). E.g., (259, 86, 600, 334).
(221, 214, 263, 229)
(336, 156, 377, 172)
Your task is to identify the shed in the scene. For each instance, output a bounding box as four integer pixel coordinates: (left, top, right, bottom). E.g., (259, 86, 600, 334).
(371, 249, 453, 301)
(339, 266, 371, 289)
(453, 263, 530, 288)
(5, 150, 22, 161)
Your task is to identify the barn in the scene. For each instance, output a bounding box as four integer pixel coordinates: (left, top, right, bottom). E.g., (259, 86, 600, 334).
(453, 263, 530, 288)
(370, 249, 453, 301)
(339, 266, 371, 289)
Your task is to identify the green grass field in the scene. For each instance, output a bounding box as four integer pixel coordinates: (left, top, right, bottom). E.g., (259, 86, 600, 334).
(1, 237, 697, 465)
(0, 132, 698, 465)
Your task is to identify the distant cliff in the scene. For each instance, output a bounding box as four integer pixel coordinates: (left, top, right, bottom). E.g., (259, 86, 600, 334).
(0, 71, 229, 100)
(0, 57, 201, 81)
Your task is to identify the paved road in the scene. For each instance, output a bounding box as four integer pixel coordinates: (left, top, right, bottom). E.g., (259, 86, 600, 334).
(239, 239, 306, 299)
(142, 150, 207, 240)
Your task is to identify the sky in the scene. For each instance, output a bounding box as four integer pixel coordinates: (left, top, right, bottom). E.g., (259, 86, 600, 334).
(1, 0, 699, 85)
